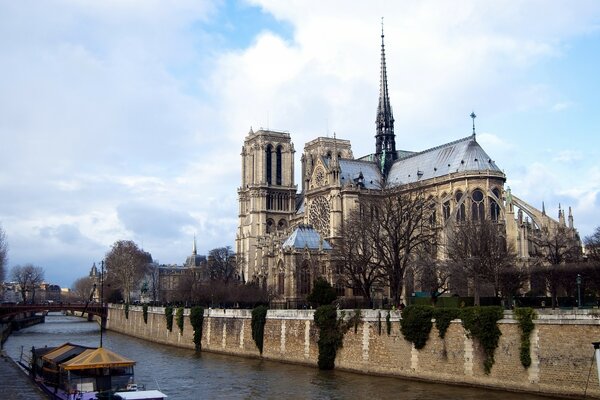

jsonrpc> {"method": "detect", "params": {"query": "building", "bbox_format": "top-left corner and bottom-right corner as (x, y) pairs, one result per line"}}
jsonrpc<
(237, 28), (580, 304)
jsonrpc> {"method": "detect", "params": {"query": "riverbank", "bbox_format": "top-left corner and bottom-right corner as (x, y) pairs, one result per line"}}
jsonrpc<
(0, 349), (47, 399)
(107, 305), (600, 399)
(1, 314), (45, 349)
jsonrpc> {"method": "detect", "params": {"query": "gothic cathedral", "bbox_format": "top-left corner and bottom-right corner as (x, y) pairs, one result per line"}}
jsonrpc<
(236, 28), (580, 304)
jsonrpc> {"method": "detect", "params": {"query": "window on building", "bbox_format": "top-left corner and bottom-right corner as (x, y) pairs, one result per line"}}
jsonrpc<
(443, 199), (451, 221)
(278, 272), (285, 295)
(266, 144), (273, 185)
(456, 191), (466, 222)
(490, 188), (501, 221)
(471, 189), (485, 221)
(299, 263), (311, 295)
(276, 145), (282, 185)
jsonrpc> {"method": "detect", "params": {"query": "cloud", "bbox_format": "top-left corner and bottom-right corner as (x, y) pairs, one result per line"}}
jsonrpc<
(553, 150), (583, 163)
(2, 1), (600, 287)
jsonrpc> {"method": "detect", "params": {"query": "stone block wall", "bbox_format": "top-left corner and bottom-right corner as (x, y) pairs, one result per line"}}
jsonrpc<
(107, 306), (600, 399)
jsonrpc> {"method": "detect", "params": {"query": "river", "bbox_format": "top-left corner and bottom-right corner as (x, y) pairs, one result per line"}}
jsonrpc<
(4, 313), (564, 400)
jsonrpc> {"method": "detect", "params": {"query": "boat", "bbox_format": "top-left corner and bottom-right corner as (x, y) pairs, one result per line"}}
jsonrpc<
(27, 342), (167, 400)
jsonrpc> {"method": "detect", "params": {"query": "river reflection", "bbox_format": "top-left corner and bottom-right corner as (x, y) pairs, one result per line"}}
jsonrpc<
(5, 314), (562, 400)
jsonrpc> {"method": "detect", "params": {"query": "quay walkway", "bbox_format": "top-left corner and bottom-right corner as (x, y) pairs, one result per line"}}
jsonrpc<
(0, 350), (46, 399)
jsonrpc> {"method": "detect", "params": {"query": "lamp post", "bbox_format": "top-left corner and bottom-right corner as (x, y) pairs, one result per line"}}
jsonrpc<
(576, 274), (582, 308)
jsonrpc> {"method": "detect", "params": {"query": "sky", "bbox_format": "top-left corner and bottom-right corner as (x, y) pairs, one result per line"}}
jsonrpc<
(1, 0), (599, 288)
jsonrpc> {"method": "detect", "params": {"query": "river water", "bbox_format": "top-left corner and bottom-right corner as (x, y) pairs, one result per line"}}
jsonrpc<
(4, 314), (563, 400)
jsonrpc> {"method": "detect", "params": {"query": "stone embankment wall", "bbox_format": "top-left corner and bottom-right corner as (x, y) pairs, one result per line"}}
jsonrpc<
(107, 306), (600, 399)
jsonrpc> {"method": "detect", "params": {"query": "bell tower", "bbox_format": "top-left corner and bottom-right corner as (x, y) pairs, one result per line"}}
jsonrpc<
(236, 128), (297, 282)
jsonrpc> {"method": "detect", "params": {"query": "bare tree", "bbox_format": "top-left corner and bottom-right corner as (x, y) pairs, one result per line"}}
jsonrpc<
(446, 218), (519, 305)
(530, 226), (582, 308)
(11, 264), (45, 303)
(72, 276), (96, 302)
(360, 187), (437, 305)
(334, 208), (385, 302)
(585, 226), (600, 262)
(208, 246), (238, 284)
(105, 240), (152, 303)
(0, 224), (7, 283)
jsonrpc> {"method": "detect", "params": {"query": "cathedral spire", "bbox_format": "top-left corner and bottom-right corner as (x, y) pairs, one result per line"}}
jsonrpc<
(375, 18), (396, 164)
(192, 234), (197, 256)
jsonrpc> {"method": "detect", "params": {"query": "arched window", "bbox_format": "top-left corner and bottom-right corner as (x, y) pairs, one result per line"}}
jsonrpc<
(490, 188), (501, 221)
(456, 191), (466, 222)
(265, 144), (273, 185)
(442, 193), (451, 221)
(276, 145), (282, 185)
(299, 262), (311, 295)
(335, 281), (345, 297)
(471, 189), (485, 221)
(266, 219), (274, 234)
(278, 219), (288, 230)
(277, 266), (285, 296)
(428, 196), (437, 226)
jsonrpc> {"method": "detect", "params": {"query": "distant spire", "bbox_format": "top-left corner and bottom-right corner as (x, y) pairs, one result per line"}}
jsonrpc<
(568, 206), (574, 229)
(470, 111), (477, 135)
(542, 201), (546, 216)
(192, 234), (197, 256)
(375, 17), (396, 165)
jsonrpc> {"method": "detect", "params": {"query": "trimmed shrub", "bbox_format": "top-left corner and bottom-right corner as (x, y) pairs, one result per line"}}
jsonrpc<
(460, 306), (503, 374)
(514, 307), (536, 368)
(400, 305), (434, 349)
(307, 278), (337, 306)
(176, 307), (184, 333)
(251, 305), (268, 354)
(190, 306), (204, 351)
(165, 306), (174, 332)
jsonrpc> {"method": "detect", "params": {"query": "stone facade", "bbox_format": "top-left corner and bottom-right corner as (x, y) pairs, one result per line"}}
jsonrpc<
(107, 305), (600, 398)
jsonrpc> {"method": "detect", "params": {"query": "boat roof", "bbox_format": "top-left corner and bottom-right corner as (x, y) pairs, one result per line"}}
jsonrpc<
(114, 390), (168, 399)
(61, 347), (136, 370)
(41, 343), (94, 365)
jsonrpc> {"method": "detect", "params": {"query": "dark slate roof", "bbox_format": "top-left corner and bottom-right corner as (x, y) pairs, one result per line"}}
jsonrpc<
(386, 135), (502, 186)
(282, 224), (332, 250)
(339, 159), (382, 189)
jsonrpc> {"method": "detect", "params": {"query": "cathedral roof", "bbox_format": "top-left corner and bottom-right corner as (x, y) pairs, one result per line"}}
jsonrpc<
(338, 159), (382, 189)
(282, 224), (332, 250)
(386, 134), (503, 186)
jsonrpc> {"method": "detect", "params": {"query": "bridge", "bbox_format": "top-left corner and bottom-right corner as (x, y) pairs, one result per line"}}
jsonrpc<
(0, 303), (107, 319)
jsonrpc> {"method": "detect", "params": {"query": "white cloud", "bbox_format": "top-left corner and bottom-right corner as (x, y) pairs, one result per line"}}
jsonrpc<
(2, 1), (600, 286)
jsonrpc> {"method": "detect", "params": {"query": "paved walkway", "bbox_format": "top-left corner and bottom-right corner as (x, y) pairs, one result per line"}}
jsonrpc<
(0, 350), (46, 399)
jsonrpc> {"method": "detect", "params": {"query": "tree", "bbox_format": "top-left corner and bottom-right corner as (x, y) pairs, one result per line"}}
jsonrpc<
(208, 246), (238, 284)
(307, 277), (337, 306)
(0, 224), (7, 283)
(72, 276), (96, 302)
(334, 208), (384, 302)
(585, 226), (600, 262)
(361, 187), (437, 305)
(105, 240), (151, 303)
(446, 218), (519, 305)
(11, 264), (45, 303)
(530, 226), (582, 308)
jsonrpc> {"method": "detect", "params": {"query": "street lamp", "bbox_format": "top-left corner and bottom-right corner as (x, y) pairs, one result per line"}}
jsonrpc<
(576, 274), (582, 308)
